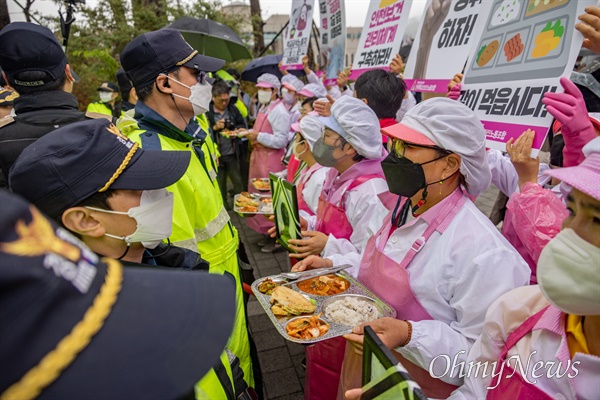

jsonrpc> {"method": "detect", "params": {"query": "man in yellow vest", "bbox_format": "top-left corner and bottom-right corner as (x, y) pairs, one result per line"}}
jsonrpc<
(120, 28), (259, 400)
(86, 81), (122, 119)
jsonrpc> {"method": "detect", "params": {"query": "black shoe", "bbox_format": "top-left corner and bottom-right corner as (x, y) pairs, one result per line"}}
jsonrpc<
(256, 237), (272, 247)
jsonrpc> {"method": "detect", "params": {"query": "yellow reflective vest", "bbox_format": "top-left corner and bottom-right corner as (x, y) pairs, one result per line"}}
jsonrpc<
(121, 106), (254, 399)
(86, 101), (122, 118)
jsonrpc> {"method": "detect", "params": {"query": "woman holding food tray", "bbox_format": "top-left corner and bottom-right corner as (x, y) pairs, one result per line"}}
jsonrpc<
(280, 96), (393, 400)
(295, 99), (531, 399)
(242, 73), (291, 236)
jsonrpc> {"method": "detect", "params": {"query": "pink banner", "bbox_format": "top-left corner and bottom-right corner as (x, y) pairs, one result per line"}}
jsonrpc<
(483, 120), (549, 151)
(285, 64), (304, 71)
(349, 66), (390, 81)
(323, 78), (337, 87)
(404, 79), (450, 93)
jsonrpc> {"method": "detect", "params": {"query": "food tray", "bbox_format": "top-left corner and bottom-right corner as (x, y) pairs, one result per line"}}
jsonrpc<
(251, 270), (397, 344)
(233, 194), (273, 215)
(251, 178), (271, 192)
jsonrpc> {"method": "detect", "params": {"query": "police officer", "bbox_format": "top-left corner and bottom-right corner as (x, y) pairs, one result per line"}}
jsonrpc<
(87, 81), (122, 118)
(0, 22), (106, 186)
(120, 28), (259, 399)
(0, 189), (236, 400)
(117, 67), (137, 112)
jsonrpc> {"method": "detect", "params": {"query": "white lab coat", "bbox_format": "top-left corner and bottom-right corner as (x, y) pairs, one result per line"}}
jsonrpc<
(256, 102), (291, 149)
(305, 177), (390, 270)
(298, 166), (330, 217)
(327, 196), (530, 386)
(451, 285), (600, 400)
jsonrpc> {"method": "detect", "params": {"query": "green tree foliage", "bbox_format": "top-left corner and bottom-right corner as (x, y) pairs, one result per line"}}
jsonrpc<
(57, 0), (248, 108)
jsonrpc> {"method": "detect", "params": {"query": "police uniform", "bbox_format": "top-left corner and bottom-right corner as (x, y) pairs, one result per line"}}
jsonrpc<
(87, 81), (123, 119)
(0, 22), (110, 187)
(120, 28), (258, 400)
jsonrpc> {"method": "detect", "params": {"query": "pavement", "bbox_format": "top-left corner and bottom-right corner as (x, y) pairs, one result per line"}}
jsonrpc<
(231, 185), (500, 400)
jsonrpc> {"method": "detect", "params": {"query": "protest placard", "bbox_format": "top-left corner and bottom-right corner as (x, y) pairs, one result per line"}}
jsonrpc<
(403, 0), (485, 93)
(349, 0), (412, 80)
(282, 0), (316, 70)
(460, 0), (594, 155)
(318, 0), (347, 86)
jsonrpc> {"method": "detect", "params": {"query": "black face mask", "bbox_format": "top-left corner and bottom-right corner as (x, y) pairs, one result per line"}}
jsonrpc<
(381, 153), (436, 198)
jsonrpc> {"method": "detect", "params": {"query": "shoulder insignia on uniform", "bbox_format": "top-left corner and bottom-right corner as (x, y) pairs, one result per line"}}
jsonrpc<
(85, 111), (112, 121)
(0, 115), (15, 128)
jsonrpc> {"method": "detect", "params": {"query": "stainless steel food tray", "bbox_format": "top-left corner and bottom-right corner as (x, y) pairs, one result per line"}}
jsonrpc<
(251, 270), (397, 344)
(233, 194), (273, 215)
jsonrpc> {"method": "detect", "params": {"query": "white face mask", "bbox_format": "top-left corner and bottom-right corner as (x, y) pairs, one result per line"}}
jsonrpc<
(283, 92), (296, 105)
(292, 140), (307, 158)
(258, 90), (272, 105)
(86, 189), (174, 249)
(166, 74), (212, 116)
(538, 228), (600, 315)
(99, 91), (114, 103)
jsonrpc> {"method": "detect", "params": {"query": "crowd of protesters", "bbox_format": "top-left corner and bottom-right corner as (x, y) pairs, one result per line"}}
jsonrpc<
(0, 5), (599, 400)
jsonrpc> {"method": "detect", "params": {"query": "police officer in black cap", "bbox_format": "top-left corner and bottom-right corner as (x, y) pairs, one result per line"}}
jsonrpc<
(0, 189), (236, 400)
(87, 81), (123, 118)
(120, 28), (261, 400)
(117, 67), (137, 112)
(0, 22), (105, 187)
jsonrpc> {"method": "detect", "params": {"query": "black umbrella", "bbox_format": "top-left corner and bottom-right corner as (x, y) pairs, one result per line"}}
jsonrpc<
(166, 17), (252, 62)
(241, 54), (305, 83)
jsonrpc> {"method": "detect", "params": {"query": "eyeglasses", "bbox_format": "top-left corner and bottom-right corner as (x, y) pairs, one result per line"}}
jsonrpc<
(387, 138), (450, 158)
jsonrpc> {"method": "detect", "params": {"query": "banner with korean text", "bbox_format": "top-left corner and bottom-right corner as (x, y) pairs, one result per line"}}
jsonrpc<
(318, 0), (347, 86)
(459, 0), (594, 155)
(349, 0), (412, 80)
(404, 0), (485, 93)
(283, 0), (316, 70)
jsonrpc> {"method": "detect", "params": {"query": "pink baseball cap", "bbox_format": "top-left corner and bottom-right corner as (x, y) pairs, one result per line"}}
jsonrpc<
(282, 82), (297, 92)
(545, 137), (600, 201)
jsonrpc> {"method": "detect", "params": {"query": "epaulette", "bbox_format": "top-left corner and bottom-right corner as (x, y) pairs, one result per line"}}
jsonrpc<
(0, 115), (15, 128)
(85, 111), (112, 121)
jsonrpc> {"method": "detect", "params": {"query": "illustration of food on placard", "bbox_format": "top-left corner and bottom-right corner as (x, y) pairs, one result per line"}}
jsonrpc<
(491, 0), (521, 27)
(531, 20), (564, 58)
(504, 33), (525, 62)
(476, 40), (499, 67)
(526, 0), (569, 17)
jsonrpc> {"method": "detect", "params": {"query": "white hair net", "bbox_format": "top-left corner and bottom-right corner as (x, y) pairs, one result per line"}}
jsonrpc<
(299, 114), (324, 150)
(256, 73), (281, 91)
(281, 74), (305, 92)
(401, 98), (492, 196)
(299, 83), (327, 98)
(319, 96), (382, 159)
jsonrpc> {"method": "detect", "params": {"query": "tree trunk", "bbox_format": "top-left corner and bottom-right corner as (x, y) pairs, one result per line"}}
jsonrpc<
(0, 0), (10, 29)
(250, 0), (264, 57)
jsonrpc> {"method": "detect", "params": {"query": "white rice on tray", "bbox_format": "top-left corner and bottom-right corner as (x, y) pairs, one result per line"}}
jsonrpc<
(324, 297), (381, 326)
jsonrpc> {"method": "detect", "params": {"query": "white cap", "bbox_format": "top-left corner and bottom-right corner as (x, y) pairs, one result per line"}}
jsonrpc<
(281, 74), (305, 92)
(299, 114), (324, 150)
(298, 83), (327, 98)
(256, 73), (281, 91)
(382, 98), (491, 196)
(318, 96), (382, 159)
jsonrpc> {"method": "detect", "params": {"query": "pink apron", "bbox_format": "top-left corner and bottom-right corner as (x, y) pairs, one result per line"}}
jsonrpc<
(296, 164), (324, 216)
(305, 171), (385, 400)
(246, 100), (286, 234)
(486, 305), (563, 400)
(338, 189), (466, 399)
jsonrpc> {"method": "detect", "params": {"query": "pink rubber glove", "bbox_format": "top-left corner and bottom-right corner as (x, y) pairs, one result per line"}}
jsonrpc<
(447, 83), (461, 101)
(542, 77), (596, 167)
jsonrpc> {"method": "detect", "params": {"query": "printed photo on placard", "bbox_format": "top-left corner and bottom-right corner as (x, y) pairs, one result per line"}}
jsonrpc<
(269, 173), (302, 253)
(361, 326), (428, 400)
(459, 0), (594, 155)
(283, 0), (316, 70)
(318, 0), (347, 86)
(403, 0), (485, 93)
